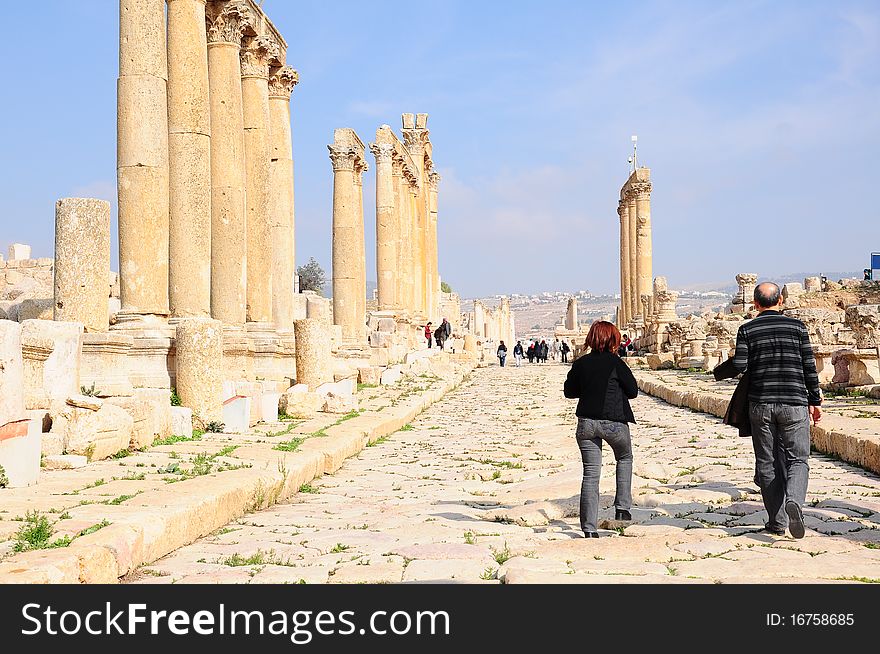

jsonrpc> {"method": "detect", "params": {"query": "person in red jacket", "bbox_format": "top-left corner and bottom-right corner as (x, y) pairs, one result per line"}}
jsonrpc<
(424, 322), (433, 349)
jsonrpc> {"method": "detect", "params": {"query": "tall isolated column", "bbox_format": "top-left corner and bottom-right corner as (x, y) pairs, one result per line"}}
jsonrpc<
(117, 0), (169, 316)
(402, 115), (430, 316)
(241, 35), (278, 323)
(167, 0), (211, 317)
(627, 190), (639, 321)
(618, 199), (631, 326)
(370, 142), (396, 311)
(268, 66), (298, 330)
(634, 176), (653, 305)
(329, 143), (360, 342)
(207, 1), (252, 324)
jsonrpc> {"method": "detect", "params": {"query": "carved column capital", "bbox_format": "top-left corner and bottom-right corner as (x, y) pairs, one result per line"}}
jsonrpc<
(269, 66), (299, 99)
(241, 36), (279, 78)
(617, 200), (628, 218)
(369, 143), (394, 165)
(328, 145), (358, 172)
(428, 171), (441, 192)
(630, 181), (652, 199)
(206, 1), (253, 46)
(402, 130), (430, 156)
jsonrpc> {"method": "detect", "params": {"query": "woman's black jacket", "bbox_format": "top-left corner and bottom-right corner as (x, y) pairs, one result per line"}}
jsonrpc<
(563, 351), (638, 423)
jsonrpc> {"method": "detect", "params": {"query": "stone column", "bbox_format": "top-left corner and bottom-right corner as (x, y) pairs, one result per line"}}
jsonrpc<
(634, 178), (653, 307)
(175, 317), (223, 423)
(117, 0), (169, 316)
(54, 199), (111, 332)
(354, 160), (368, 329)
(207, 1), (252, 324)
(241, 36), (278, 323)
(167, 0), (211, 317)
(371, 142), (396, 311)
(626, 191), (639, 322)
(294, 318), (331, 390)
(428, 170), (441, 319)
(565, 296), (578, 331)
(329, 142), (361, 342)
(268, 66), (299, 330)
(736, 273), (759, 307)
(618, 200), (631, 326)
(391, 155), (406, 311)
(402, 116), (429, 316)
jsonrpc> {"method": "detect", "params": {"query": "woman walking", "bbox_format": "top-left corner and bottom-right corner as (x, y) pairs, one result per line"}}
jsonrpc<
(497, 341), (508, 367)
(540, 340), (549, 363)
(563, 321), (638, 538)
(527, 341), (535, 364)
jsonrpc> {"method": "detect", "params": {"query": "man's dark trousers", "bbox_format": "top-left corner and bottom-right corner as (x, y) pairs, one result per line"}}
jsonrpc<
(749, 403), (811, 530)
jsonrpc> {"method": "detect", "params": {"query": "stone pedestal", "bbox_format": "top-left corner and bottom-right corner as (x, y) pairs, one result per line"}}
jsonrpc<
(117, 0), (170, 316)
(21, 320), (83, 409)
(53, 198), (111, 332)
(294, 318), (332, 390)
(175, 317), (223, 422)
(0, 321), (25, 428)
(167, 0), (212, 317)
(80, 332), (135, 397)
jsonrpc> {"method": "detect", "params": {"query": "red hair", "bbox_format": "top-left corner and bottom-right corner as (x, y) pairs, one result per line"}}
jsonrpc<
(585, 321), (621, 354)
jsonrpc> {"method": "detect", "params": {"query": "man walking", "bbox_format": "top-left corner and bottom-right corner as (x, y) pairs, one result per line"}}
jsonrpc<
(436, 317), (452, 350)
(731, 282), (822, 539)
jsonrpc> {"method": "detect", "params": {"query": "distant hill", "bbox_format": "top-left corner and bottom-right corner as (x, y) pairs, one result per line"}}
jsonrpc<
(675, 271), (862, 294)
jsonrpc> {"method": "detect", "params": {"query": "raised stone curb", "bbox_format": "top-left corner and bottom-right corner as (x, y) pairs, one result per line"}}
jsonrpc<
(0, 364), (475, 584)
(633, 370), (880, 475)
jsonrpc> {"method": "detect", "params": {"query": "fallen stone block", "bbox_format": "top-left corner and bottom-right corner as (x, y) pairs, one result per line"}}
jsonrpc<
(279, 389), (325, 418)
(221, 396), (251, 433)
(17, 298), (53, 321)
(647, 353), (675, 370)
(42, 454), (88, 470)
(171, 406), (193, 437)
(0, 419), (41, 487)
(357, 366), (382, 386)
(50, 402), (134, 461)
(323, 392), (358, 414)
(380, 366), (404, 386)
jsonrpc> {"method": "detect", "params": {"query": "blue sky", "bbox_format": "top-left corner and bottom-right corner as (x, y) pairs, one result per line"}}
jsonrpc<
(1, 0), (878, 298)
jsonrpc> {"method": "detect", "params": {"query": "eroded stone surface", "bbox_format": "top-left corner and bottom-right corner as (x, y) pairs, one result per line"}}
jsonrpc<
(134, 364), (880, 584)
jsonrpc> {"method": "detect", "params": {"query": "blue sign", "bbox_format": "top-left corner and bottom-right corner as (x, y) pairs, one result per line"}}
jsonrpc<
(873, 253), (880, 270)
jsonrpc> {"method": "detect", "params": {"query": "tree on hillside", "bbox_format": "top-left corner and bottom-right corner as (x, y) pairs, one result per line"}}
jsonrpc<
(440, 281), (453, 294)
(297, 257), (327, 295)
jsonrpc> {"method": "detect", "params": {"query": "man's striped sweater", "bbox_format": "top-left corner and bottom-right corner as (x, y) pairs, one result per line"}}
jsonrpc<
(731, 310), (822, 406)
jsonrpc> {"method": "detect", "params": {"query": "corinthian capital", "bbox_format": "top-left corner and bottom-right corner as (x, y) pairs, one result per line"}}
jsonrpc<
(241, 36), (279, 78)
(402, 130), (430, 155)
(428, 171), (441, 192)
(328, 145), (358, 172)
(269, 66), (299, 98)
(629, 181), (652, 199)
(369, 143), (394, 165)
(206, 1), (253, 45)
(617, 200), (628, 218)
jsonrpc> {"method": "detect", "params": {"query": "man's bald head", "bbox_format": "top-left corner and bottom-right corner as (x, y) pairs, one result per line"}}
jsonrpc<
(754, 282), (782, 309)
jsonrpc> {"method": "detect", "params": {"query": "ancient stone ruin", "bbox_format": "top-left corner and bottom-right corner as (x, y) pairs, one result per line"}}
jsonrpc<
(0, 0), (510, 489)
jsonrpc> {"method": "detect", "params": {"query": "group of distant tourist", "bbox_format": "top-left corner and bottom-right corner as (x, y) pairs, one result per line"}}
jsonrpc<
(496, 338), (572, 367)
(424, 318), (452, 350)
(563, 281), (822, 541)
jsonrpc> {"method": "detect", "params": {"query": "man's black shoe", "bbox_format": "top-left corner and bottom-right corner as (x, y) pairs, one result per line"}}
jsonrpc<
(785, 501), (806, 539)
(583, 531), (599, 538)
(615, 509), (632, 522)
(761, 524), (785, 536)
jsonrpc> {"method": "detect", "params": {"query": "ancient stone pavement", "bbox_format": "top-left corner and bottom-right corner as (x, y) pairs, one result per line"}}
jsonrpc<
(130, 364), (880, 584)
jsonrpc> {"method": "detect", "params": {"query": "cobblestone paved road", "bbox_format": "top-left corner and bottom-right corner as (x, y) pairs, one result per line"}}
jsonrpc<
(131, 364), (880, 584)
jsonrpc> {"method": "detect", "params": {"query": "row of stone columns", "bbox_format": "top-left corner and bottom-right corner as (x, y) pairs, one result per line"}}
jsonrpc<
(369, 116), (441, 321)
(116, 0), (298, 329)
(617, 167), (653, 328)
